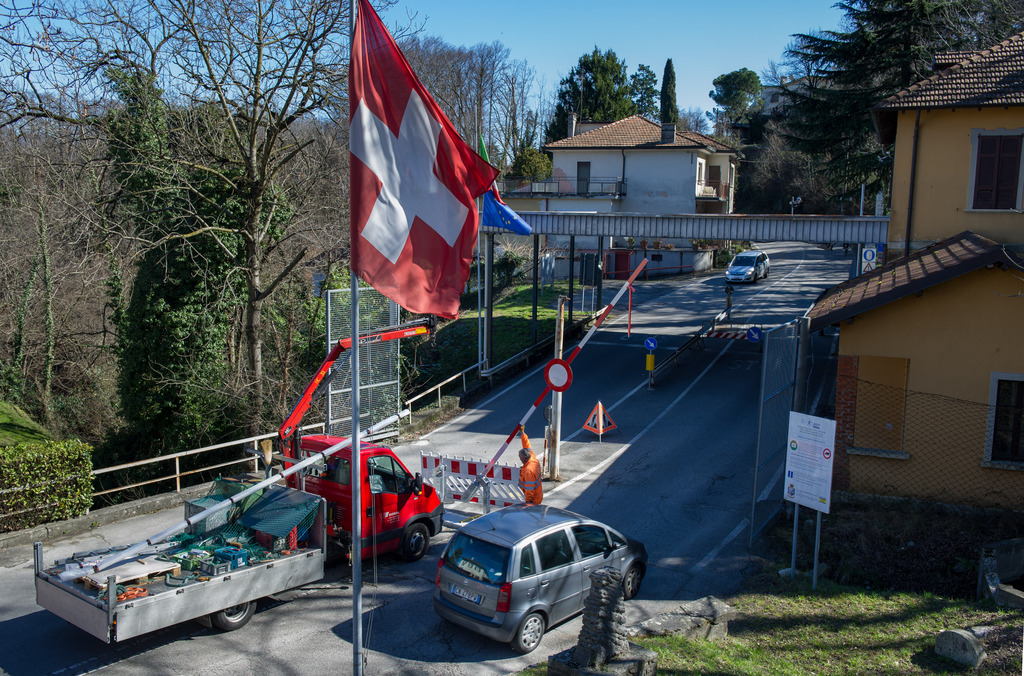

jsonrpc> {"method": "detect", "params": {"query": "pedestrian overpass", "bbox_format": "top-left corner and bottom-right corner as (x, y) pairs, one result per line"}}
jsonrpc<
(482, 211), (889, 245)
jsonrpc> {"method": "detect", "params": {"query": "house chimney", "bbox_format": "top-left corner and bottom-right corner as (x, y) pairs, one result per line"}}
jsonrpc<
(568, 112), (578, 138)
(661, 123), (676, 144)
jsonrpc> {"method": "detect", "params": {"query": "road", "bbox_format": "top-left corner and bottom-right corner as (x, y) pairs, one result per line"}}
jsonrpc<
(0, 242), (853, 676)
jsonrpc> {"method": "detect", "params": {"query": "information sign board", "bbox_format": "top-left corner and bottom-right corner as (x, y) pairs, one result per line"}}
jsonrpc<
(784, 412), (837, 513)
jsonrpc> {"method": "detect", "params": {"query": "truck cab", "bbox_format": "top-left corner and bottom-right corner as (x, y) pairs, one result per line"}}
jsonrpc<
(289, 435), (443, 562)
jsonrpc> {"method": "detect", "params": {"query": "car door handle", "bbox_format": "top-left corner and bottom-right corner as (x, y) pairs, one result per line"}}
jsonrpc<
(582, 565), (591, 572)
(540, 580), (550, 586)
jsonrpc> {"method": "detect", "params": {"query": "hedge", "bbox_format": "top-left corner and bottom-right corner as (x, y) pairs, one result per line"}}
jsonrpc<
(0, 439), (93, 533)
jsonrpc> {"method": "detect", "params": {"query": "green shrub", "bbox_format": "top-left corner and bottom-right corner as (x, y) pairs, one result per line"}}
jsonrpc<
(0, 439), (93, 532)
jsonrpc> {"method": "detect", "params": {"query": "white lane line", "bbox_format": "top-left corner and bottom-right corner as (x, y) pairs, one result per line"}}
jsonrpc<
(549, 340), (734, 495)
(690, 518), (749, 575)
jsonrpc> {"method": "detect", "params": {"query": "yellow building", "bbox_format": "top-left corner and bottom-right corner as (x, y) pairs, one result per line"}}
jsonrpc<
(809, 32), (1024, 508)
(872, 32), (1024, 254)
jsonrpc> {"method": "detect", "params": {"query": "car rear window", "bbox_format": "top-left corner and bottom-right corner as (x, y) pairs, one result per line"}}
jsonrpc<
(732, 254), (756, 266)
(443, 532), (509, 585)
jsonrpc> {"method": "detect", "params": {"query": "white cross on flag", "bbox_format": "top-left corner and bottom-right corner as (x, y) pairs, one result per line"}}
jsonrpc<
(350, 0), (498, 318)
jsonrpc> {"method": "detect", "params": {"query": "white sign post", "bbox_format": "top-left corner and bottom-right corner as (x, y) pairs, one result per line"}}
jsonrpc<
(784, 412), (836, 589)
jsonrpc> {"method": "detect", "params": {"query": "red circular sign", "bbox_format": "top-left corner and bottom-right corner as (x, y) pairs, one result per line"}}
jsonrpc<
(823, 448), (832, 459)
(544, 359), (573, 392)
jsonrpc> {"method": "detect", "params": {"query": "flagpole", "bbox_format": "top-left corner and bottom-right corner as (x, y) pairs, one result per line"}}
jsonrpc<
(349, 3), (363, 675)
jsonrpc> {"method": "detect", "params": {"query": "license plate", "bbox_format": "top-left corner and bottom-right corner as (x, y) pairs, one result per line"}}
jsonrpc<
(450, 584), (481, 604)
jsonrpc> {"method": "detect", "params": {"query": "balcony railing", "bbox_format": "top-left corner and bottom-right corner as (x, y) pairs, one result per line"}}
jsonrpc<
(496, 176), (626, 199)
(696, 179), (729, 199)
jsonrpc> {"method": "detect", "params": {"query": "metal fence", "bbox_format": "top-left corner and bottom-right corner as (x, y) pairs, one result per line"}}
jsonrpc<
(838, 379), (1024, 511)
(749, 319), (801, 545)
(326, 286), (401, 440)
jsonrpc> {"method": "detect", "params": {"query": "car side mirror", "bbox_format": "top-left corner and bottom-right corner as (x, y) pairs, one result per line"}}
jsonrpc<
(413, 473), (424, 496)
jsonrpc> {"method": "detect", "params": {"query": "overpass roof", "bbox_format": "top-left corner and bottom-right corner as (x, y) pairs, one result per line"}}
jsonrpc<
(482, 212), (889, 244)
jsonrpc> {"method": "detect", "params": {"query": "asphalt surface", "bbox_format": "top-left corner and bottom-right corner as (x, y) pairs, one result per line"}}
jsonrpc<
(0, 242), (853, 675)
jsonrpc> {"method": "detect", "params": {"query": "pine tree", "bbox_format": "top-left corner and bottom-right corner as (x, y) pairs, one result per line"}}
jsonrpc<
(545, 48), (635, 143)
(783, 0), (965, 200)
(659, 58), (679, 125)
(630, 64), (659, 119)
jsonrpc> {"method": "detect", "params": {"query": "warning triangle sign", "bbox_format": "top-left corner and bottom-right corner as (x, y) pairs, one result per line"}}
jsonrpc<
(583, 401), (616, 435)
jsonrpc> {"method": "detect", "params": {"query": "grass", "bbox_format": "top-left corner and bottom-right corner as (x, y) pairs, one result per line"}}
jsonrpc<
(633, 570), (1022, 674)
(517, 502), (1024, 675)
(0, 401), (52, 447)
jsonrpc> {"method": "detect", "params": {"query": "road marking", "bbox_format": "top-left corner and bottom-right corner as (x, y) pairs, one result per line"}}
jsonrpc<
(690, 519), (749, 575)
(549, 340), (734, 494)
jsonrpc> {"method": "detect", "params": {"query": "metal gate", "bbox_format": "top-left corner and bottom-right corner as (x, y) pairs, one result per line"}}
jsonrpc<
(325, 286), (401, 440)
(749, 318), (801, 545)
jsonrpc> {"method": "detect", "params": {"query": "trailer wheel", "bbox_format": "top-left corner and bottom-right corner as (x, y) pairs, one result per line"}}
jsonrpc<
(400, 522), (430, 562)
(211, 600), (256, 631)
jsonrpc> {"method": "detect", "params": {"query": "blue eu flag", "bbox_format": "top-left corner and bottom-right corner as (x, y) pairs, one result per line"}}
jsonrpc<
(482, 189), (532, 235)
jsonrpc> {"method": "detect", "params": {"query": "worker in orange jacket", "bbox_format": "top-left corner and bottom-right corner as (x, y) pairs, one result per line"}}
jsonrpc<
(517, 430), (543, 505)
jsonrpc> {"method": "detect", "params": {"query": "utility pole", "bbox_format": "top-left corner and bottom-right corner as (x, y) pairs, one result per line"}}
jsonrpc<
(549, 296), (567, 480)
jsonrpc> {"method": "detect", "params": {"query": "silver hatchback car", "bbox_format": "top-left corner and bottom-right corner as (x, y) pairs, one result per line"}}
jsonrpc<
(432, 505), (647, 654)
(725, 250), (770, 283)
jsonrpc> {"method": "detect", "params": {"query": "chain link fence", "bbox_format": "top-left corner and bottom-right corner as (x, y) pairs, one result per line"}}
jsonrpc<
(837, 378), (1024, 511)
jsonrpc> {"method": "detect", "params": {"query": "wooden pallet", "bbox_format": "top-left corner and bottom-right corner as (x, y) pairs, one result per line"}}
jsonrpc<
(82, 557), (181, 590)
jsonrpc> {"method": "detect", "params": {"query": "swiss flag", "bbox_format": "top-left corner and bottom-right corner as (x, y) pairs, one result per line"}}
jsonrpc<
(350, 0), (498, 318)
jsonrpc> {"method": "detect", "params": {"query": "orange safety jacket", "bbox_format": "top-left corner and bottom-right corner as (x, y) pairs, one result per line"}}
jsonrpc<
(518, 434), (543, 504)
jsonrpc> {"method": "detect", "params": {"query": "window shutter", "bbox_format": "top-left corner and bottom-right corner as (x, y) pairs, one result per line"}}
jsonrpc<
(974, 134), (1022, 210)
(973, 136), (998, 209)
(995, 135), (1022, 209)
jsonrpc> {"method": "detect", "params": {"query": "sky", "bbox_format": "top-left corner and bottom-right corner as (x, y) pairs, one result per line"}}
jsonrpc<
(391, 0), (847, 115)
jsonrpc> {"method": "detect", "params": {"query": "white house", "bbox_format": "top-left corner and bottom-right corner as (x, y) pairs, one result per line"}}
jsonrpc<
(500, 115), (741, 216)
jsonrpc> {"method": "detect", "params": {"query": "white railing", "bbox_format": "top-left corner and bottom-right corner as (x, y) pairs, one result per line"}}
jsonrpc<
(90, 422), (325, 504)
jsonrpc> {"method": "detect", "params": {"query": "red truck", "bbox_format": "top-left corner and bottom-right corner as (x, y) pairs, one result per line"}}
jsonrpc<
(277, 317), (443, 563)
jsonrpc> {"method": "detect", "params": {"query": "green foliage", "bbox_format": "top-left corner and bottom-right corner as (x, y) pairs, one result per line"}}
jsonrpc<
(508, 147), (552, 179)
(545, 48), (635, 143)
(783, 0), (959, 199)
(630, 64), (659, 119)
(709, 67), (763, 122)
(493, 249), (528, 291)
(659, 59), (679, 125)
(0, 439), (92, 532)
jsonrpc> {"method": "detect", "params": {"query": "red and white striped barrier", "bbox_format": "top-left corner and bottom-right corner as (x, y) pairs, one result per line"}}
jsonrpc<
(704, 331), (747, 340)
(421, 453), (523, 509)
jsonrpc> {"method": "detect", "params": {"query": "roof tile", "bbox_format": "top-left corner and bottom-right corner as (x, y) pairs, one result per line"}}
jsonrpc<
(875, 30), (1024, 110)
(807, 231), (1024, 330)
(544, 115), (738, 153)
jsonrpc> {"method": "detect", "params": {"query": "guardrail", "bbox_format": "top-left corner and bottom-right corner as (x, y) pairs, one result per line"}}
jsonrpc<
(404, 362), (482, 415)
(648, 310), (729, 388)
(90, 422), (325, 506)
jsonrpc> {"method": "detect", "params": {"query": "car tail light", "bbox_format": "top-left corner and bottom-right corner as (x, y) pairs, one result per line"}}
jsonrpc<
(496, 583), (512, 613)
(435, 557), (444, 587)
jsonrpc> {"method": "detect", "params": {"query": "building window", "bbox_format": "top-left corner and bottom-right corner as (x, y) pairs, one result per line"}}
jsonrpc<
(988, 373), (1024, 463)
(969, 130), (1023, 210)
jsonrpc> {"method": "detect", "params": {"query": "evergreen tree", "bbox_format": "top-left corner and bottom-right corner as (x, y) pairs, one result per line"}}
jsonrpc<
(659, 58), (679, 125)
(630, 64), (659, 119)
(783, 0), (964, 199)
(105, 70), (245, 458)
(544, 48), (635, 143)
(509, 147), (552, 178)
(709, 68), (763, 123)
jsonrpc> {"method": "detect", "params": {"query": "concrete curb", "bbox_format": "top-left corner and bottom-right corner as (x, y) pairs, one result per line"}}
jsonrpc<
(0, 483), (211, 549)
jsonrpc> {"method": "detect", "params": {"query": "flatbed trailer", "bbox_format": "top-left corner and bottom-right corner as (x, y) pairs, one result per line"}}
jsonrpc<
(34, 483), (327, 643)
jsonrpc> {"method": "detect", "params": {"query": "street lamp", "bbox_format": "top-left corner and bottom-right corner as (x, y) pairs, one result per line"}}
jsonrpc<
(789, 196), (802, 215)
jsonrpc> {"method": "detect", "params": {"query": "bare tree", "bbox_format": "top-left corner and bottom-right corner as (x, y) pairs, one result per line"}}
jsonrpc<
(0, 0), (404, 432)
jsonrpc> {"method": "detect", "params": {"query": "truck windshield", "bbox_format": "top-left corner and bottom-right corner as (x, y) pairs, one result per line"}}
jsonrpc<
(443, 532), (509, 585)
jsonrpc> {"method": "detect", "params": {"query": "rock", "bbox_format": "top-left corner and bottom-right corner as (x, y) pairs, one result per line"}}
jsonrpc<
(935, 629), (987, 668)
(625, 596), (735, 640)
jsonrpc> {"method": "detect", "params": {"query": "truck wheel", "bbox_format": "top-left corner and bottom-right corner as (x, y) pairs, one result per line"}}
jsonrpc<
(400, 522), (430, 562)
(211, 600), (256, 631)
(512, 612), (545, 654)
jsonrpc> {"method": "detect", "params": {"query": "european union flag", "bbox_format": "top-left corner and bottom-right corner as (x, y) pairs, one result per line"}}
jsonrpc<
(482, 189), (532, 235)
